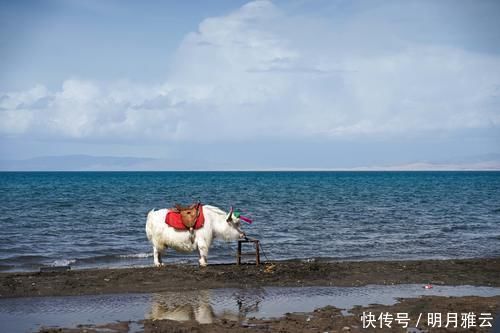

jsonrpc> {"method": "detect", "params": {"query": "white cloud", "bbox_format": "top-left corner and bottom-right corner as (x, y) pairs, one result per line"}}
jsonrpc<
(1, 0), (499, 143)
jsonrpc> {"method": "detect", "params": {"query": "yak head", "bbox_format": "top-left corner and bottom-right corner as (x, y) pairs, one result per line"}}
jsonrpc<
(223, 206), (252, 240)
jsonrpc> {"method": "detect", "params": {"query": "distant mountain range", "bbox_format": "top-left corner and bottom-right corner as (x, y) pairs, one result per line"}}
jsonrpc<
(0, 154), (499, 171)
(347, 161), (500, 171)
(0, 155), (165, 171)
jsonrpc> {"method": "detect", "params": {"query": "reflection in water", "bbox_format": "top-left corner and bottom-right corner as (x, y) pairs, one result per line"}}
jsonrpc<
(0, 285), (498, 333)
(148, 290), (215, 324)
(147, 288), (266, 324)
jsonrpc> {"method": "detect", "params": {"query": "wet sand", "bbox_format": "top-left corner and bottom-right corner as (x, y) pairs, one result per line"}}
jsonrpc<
(1, 258), (499, 298)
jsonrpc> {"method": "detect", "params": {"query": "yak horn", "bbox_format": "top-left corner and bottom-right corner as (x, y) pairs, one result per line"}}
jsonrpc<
(227, 206), (234, 222)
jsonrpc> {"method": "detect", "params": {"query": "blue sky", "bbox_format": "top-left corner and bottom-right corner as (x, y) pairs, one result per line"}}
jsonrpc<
(1, 0), (499, 169)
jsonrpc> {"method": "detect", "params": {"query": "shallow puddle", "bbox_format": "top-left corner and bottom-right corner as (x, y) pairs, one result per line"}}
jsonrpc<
(0, 284), (499, 332)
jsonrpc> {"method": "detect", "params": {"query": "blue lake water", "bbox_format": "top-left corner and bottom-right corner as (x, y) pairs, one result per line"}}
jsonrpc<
(0, 171), (499, 271)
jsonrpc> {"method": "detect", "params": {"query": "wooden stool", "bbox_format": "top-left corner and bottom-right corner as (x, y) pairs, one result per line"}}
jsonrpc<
(237, 238), (260, 265)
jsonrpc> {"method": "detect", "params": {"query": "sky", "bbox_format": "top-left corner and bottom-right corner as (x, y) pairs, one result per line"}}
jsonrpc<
(1, 0), (499, 169)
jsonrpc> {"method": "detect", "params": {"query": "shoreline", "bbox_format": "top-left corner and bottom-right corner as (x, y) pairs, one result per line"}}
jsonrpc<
(1, 258), (499, 298)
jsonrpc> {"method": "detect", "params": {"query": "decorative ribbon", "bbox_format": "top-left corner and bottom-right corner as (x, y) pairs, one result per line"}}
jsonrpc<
(239, 215), (253, 224)
(234, 210), (253, 224)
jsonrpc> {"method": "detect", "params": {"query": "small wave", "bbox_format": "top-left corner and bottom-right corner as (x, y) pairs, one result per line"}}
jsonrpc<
(440, 224), (483, 232)
(74, 253), (152, 265)
(0, 264), (15, 272)
(0, 255), (50, 264)
(118, 253), (152, 259)
(50, 259), (76, 267)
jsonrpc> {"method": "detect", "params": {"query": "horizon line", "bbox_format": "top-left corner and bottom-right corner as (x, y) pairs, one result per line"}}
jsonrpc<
(1, 169), (499, 172)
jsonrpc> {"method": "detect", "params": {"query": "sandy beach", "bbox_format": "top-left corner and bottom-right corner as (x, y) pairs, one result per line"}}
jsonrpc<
(1, 258), (499, 332)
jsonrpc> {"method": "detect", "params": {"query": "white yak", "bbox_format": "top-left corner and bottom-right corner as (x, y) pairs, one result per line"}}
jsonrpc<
(146, 205), (246, 267)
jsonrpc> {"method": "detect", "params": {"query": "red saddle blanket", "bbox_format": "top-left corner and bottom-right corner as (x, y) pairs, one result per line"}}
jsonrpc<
(165, 206), (205, 230)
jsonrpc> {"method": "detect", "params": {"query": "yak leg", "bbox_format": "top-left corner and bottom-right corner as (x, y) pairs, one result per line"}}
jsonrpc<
(195, 302), (214, 324)
(197, 241), (208, 267)
(153, 246), (165, 267)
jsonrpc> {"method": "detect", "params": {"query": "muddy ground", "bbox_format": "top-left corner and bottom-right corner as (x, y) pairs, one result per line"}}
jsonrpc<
(1, 258), (499, 298)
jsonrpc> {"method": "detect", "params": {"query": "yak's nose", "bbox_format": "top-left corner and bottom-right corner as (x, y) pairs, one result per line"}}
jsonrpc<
(239, 232), (246, 239)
